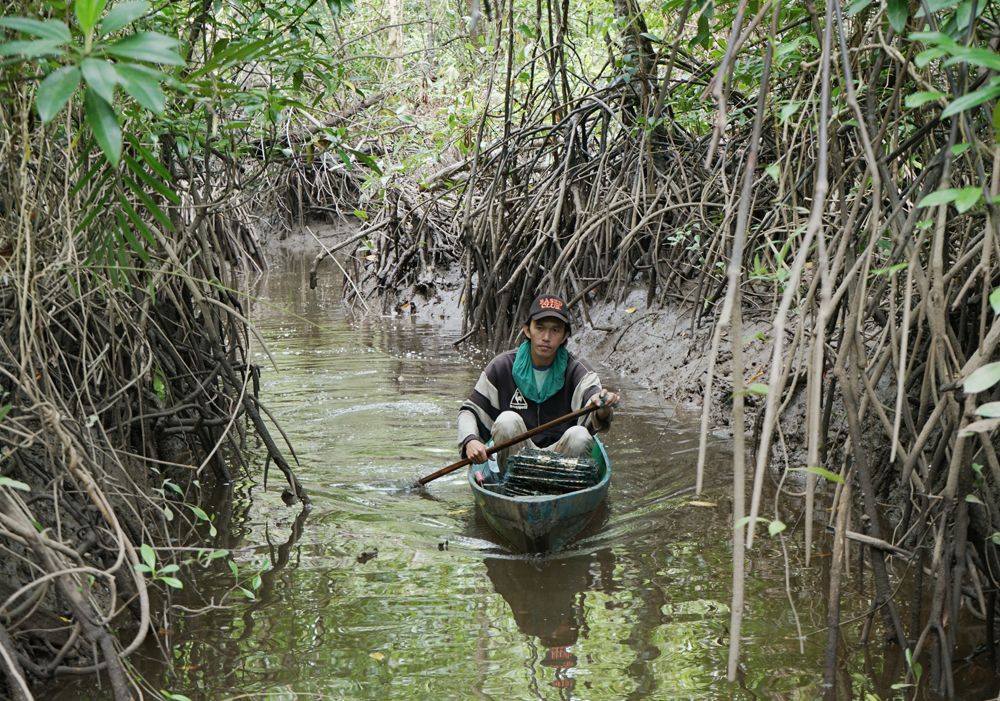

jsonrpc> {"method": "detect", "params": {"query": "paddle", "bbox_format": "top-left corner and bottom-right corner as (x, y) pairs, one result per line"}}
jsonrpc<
(415, 403), (602, 487)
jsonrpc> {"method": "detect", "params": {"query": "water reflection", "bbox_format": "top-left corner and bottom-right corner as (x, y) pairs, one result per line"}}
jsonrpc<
(484, 549), (617, 697)
(43, 247), (897, 700)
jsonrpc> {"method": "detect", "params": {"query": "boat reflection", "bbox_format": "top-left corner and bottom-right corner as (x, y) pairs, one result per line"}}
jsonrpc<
(484, 548), (617, 695)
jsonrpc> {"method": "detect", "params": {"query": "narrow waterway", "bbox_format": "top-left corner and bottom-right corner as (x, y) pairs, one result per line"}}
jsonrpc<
(52, 248), (901, 700)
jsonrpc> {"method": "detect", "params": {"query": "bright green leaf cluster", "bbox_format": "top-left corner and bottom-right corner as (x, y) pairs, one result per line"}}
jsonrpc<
(908, 31), (1000, 121)
(917, 186), (982, 214)
(134, 543), (184, 589)
(0, 0), (184, 165)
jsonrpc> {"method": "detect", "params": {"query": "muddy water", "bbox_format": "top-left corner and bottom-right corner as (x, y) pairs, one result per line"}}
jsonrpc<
(55, 250), (881, 700)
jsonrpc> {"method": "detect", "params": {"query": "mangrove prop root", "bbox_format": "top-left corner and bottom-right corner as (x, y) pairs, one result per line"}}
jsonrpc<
(336, 0), (1000, 691)
(0, 59), (307, 701)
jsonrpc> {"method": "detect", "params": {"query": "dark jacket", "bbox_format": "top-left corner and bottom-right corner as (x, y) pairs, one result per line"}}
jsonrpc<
(457, 347), (609, 455)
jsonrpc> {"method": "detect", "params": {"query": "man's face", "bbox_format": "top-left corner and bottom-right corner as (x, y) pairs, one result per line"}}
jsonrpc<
(523, 317), (568, 365)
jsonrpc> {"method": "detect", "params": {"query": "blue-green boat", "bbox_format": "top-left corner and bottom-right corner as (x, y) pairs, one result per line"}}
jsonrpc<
(467, 437), (611, 553)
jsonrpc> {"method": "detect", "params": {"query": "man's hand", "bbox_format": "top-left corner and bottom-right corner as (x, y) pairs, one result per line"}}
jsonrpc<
(465, 439), (489, 464)
(587, 389), (620, 420)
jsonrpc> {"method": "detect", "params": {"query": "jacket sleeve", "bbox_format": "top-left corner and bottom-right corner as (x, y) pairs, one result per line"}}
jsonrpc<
(571, 367), (612, 433)
(457, 360), (503, 455)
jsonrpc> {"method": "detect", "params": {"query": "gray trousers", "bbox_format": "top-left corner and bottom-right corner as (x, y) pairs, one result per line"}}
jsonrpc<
(492, 410), (594, 474)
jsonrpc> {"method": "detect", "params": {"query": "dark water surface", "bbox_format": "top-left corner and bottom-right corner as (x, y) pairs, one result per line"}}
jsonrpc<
(52, 250), (890, 700)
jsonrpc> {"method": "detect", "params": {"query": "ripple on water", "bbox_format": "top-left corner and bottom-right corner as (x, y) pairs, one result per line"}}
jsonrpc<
(46, 252), (877, 701)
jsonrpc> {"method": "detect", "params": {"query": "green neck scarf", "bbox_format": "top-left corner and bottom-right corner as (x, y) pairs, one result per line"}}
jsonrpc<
(513, 341), (568, 403)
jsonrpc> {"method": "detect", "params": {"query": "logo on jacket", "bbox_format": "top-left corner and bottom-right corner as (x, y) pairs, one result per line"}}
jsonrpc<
(510, 389), (528, 410)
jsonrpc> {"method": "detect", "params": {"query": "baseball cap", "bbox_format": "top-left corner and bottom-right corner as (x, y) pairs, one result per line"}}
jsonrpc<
(524, 293), (571, 334)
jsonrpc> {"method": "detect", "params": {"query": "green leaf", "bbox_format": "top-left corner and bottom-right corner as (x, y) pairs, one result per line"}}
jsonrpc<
(116, 193), (155, 253)
(734, 516), (765, 529)
(0, 39), (66, 57)
(918, 188), (959, 208)
(954, 0), (981, 31)
(0, 17), (71, 42)
(0, 404), (10, 423)
(123, 154), (180, 204)
(152, 370), (166, 400)
(115, 63), (166, 112)
(352, 150), (382, 174)
(134, 563), (152, 573)
(765, 163), (780, 181)
(691, 10), (711, 49)
(161, 692), (194, 701)
(887, 0), (908, 32)
(904, 91), (947, 108)
(989, 287), (1000, 314)
(990, 532), (1000, 545)
(872, 262), (908, 276)
(964, 361), (1000, 393)
(84, 88), (121, 165)
(75, 0), (109, 34)
(124, 161), (180, 208)
(959, 417), (1000, 436)
(943, 47), (1000, 73)
(846, 0), (873, 16)
(746, 382), (769, 395)
(123, 173), (173, 232)
(951, 142), (971, 156)
(190, 36), (276, 78)
(104, 31), (184, 65)
(140, 543), (156, 569)
(159, 576), (184, 589)
(953, 186), (981, 213)
(205, 548), (229, 561)
(81, 57), (119, 105)
(914, 0), (962, 15)
(975, 401), (1000, 417)
(36, 66), (81, 122)
(795, 466), (845, 484)
(768, 519), (787, 536)
(966, 493), (984, 504)
(779, 101), (801, 123)
(99, 0), (149, 36)
(915, 47), (948, 67)
(190, 505), (210, 521)
(942, 83), (1000, 119)
(908, 30), (956, 45)
(0, 476), (31, 492)
(126, 134), (173, 182)
(158, 563), (180, 574)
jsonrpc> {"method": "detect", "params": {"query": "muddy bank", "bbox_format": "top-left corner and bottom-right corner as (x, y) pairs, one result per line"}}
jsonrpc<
(288, 220), (810, 462)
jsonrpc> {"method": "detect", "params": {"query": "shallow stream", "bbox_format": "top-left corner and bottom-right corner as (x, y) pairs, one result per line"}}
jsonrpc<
(53, 249), (914, 700)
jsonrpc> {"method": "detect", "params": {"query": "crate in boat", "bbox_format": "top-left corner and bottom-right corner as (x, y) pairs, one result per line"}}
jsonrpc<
(499, 449), (600, 497)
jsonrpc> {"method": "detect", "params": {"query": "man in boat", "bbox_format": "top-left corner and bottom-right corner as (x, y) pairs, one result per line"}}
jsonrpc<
(459, 292), (619, 478)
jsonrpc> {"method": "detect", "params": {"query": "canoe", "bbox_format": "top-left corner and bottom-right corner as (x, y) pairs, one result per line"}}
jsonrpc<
(467, 437), (611, 553)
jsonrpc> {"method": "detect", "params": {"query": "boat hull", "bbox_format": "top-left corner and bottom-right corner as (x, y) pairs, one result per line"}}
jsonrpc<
(468, 437), (611, 553)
